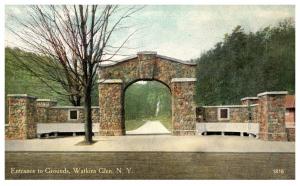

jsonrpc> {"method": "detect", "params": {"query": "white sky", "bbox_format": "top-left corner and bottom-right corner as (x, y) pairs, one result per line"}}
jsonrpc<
(5, 5), (295, 60)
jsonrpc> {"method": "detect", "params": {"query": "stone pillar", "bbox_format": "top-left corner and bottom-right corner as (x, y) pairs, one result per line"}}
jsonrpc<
(240, 97), (259, 123)
(171, 78), (196, 135)
(257, 91), (288, 141)
(36, 99), (57, 123)
(98, 79), (125, 136)
(6, 94), (37, 139)
(240, 97), (258, 105)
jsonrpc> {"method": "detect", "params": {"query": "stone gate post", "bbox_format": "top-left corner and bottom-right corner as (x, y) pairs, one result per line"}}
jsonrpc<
(6, 94), (37, 139)
(257, 91), (288, 141)
(171, 78), (197, 135)
(98, 79), (125, 136)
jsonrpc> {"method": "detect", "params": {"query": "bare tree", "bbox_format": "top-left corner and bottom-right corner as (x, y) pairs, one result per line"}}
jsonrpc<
(9, 5), (140, 143)
(7, 47), (83, 106)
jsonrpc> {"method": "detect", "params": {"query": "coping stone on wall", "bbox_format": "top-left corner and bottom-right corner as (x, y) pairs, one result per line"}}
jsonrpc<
(240, 97), (258, 101)
(137, 51), (157, 55)
(97, 79), (123, 84)
(257, 91), (288, 97)
(99, 52), (197, 67)
(7, 94), (37, 99)
(157, 54), (197, 65)
(201, 104), (259, 108)
(171, 78), (197, 83)
(36, 99), (57, 102)
(50, 106), (100, 109)
(202, 105), (248, 108)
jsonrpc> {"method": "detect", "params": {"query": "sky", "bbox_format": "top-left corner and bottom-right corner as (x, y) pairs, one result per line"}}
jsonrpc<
(5, 5), (295, 61)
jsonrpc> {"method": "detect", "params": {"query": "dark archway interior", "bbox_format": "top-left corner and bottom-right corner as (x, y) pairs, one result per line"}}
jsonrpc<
(123, 80), (172, 134)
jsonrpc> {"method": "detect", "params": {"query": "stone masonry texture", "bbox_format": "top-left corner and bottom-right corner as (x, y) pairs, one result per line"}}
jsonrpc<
(36, 100), (57, 123)
(98, 82), (124, 136)
(195, 92), (294, 141)
(98, 52), (196, 136)
(241, 99), (258, 106)
(286, 128), (295, 141)
(99, 54), (195, 89)
(258, 94), (287, 141)
(171, 81), (196, 135)
(46, 107), (99, 123)
(6, 95), (37, 139)
(198, 106), (258, 123)
(6, 93), (295, 141)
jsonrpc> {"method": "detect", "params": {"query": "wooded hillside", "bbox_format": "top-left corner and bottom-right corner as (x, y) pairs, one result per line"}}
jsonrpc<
(195, 19), (295, 105)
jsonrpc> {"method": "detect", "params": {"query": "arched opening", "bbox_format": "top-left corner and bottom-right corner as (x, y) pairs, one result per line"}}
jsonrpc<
(124, 80), (171, 135)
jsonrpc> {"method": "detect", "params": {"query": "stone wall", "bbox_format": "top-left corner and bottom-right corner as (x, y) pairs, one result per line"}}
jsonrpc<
(45, 107), (99, 123)
(36, 99), (57, 123)
(241, 97), (258, 105)
(6, 94), (37, 139)
(6, 94), (100, 139)
(286, 127), (295, 141)
(196, 91), (294, 141)
(99, 52), (196, 89)
(98, 81), (124, 136)
(201, 107), (218, 122)
(98, 52), (197, 136)
(258, 92), (288, 141)
(6, 90), (295, 141)
(171, 79), (196, 135)
(9, 97), (100, 125)
(250, 105), (259, 123)
(197, 105), (258, 123)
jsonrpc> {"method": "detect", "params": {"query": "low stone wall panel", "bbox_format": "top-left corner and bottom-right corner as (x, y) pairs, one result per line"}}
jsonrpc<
(198, 105), (258, 123)
(45, 107), (99, 123)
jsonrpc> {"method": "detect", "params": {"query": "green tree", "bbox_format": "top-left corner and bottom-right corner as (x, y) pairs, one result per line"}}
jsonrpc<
(124, 81), (171, 120)
(195, 19), (295, 105)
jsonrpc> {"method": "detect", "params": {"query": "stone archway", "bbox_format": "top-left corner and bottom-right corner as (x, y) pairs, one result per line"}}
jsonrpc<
(98, 51), (197, 136)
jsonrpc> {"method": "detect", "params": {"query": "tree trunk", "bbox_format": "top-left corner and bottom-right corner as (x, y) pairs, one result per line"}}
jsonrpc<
(75, 96), (81, 106)
(69, 95), (81, 106)
(84, 86), (93, 144)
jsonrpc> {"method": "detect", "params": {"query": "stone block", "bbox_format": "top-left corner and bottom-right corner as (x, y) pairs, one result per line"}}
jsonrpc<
(257, 91), (288, 141)
(6, 94), (37, 139)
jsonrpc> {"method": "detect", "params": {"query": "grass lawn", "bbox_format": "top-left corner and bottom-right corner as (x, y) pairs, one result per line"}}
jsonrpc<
(125, 115), (171, 131)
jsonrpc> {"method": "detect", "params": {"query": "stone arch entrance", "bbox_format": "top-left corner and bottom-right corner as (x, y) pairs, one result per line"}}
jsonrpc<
(98, 51), (197, 136)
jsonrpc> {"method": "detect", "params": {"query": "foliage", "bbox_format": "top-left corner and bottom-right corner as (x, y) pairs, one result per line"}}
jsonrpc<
(5, 47), (100, 105)
(195, 19), (295, 105)
(6, 48), (68, 104)
(5, 47), (100, 123)
(125, 81), (171, 120)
